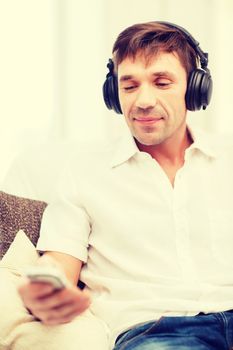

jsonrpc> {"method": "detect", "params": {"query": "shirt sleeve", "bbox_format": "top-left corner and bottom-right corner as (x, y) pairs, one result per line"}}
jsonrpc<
(36, 156), (91, 263)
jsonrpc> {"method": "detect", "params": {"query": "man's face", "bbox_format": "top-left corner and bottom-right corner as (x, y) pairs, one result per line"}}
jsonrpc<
(117, 52), (188, 147)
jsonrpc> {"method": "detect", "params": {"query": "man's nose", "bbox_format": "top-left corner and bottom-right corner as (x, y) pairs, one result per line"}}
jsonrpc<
(135, 86), (157, 110)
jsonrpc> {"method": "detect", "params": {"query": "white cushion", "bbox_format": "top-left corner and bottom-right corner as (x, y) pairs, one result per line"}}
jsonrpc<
(0, 230), (39, 269)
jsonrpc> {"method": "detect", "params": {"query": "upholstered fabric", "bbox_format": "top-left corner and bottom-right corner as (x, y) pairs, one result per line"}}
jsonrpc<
(0, 191), (47, 259)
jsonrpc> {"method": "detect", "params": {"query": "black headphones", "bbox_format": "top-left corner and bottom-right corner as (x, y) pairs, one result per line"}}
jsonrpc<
(103, 21), (213, 114)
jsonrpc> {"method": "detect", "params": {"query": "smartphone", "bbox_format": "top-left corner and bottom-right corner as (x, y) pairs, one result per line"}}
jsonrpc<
(23, 266), (68, 290)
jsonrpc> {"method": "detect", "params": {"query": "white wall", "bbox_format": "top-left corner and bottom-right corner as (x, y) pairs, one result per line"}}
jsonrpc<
(0, 0), (108, 183)
(53, 0), (108, 142)
(0, 0), (55, 179)
(0, 0), (233, 183)
(212, 0), (233, 133)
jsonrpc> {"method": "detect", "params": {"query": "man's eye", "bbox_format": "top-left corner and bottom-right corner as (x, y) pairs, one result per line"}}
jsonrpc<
(156, 80), (171, 87)
(123, 86), (136, 91)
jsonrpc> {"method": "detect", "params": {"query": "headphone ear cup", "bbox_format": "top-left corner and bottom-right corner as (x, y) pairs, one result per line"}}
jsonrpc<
(199, 71), (213, 110)
(103, 71), (122, 114)
(186, 69), (213, 111)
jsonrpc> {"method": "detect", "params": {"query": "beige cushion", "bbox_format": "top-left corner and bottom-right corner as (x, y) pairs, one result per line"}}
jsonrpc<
(0, 230), (39, 347)
(0, 231), (109, 350)
(0, 229), (39, 269)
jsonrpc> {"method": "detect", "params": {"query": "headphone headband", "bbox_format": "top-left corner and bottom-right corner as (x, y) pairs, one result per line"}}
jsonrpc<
(156, 21), (209, 69)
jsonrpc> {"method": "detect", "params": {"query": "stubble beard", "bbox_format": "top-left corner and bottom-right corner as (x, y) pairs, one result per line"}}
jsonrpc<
(127, 107), (170, 146)
(132, 123), (170, 146)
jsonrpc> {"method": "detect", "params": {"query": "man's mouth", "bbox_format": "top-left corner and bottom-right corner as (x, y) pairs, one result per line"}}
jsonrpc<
(133, 117), (163, 124)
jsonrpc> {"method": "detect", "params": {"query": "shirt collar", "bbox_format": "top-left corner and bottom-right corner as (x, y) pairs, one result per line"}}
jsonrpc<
(110, 123), (219, 168)
(110, 128), (139, 168)
(187, 124), (219, 159)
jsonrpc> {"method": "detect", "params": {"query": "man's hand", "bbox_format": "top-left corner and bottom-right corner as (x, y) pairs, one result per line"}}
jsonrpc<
(18, 281), (91, 325)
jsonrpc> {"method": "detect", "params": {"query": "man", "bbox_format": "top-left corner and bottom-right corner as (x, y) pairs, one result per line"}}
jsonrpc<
(19, 21), (233, 350)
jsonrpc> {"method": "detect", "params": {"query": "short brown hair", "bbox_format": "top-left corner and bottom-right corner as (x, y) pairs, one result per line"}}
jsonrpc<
(112, 21), (198, 77)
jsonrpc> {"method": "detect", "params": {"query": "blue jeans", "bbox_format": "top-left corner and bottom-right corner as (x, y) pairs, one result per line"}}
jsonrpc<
(113, 311), (233, 350)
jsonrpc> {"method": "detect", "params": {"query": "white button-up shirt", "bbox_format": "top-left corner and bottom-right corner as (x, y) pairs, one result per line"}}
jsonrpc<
(37, 125), (233, 346)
